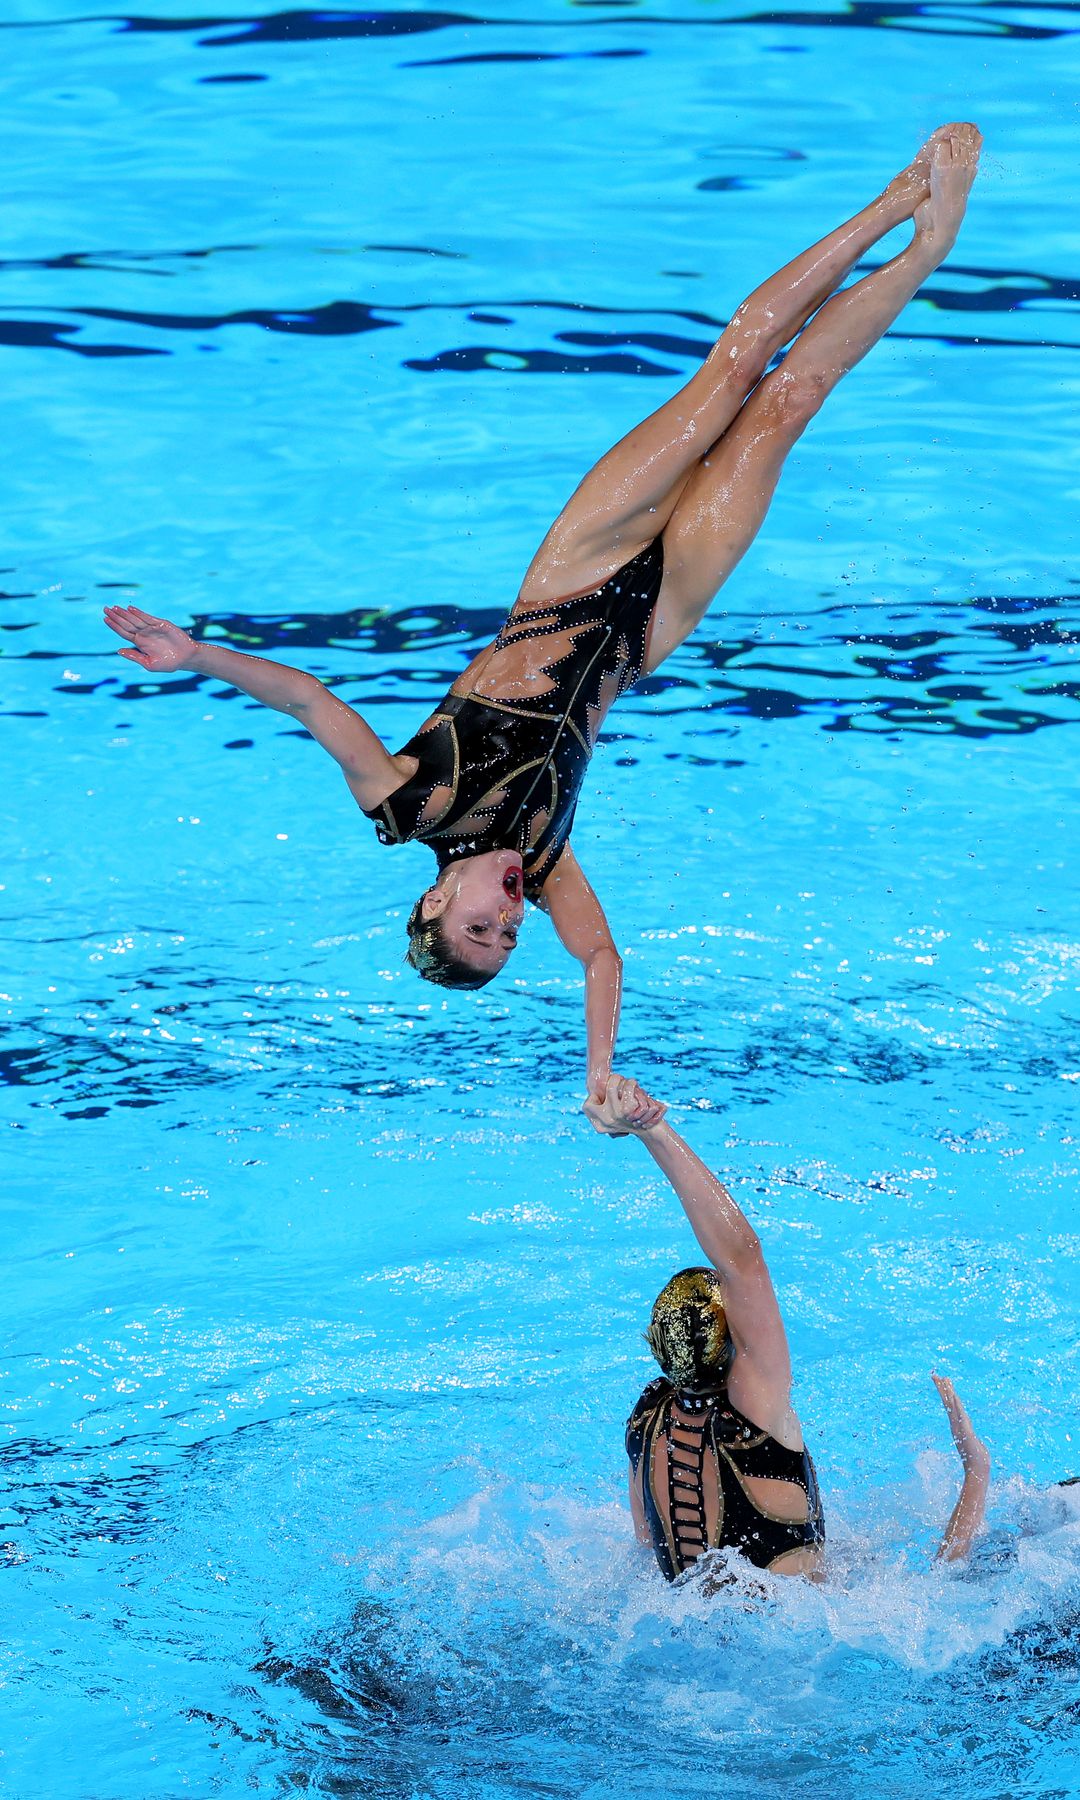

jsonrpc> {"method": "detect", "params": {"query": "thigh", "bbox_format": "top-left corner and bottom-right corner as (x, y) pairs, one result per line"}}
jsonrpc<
(518, 342), (766, 607)
(642, 377), (807, 672)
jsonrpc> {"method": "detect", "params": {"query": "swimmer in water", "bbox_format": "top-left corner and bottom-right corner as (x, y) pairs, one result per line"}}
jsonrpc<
(104, 125), (981, 1104)
(586, 1075), (991, 1580)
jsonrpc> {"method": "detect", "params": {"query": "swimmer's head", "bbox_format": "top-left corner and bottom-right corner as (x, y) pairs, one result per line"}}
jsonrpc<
(646, 1267), (733, 1391)
(405, 849), (525, 990)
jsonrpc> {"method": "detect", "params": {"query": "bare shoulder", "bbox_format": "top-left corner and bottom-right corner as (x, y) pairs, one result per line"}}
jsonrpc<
(345, 750), (418, 812)
(727, 1368), (805, 1451)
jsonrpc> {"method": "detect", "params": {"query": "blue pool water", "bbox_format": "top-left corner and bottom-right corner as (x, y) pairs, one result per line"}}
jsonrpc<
(2, 3), (1079, 1795)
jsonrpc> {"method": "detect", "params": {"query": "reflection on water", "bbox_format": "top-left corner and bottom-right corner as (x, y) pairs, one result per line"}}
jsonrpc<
(2, 1), (1077, 1796)
(3, 2), (1078, 45)
(2, 262), (1077, 361)
(5, 582), (1080, 738)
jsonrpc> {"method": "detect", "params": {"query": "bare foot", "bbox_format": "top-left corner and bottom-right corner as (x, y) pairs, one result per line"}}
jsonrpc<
(914, 122), (982, 253)
(879, 125), (952, 224)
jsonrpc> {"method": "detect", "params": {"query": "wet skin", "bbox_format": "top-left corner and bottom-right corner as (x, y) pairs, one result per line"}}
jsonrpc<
(419, 847), (526, 978)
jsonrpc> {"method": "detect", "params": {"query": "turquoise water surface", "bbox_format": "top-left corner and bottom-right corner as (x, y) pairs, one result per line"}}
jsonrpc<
(2, 3), (1079, 1796)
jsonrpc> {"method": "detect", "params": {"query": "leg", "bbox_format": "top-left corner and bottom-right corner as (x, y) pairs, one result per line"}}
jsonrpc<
(518, 132), (949, 606)
(645, 124), (982, 671)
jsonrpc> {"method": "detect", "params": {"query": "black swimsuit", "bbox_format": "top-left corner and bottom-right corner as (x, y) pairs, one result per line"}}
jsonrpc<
(363, 540), (664, 901)
(626, 1377), (825, 1581)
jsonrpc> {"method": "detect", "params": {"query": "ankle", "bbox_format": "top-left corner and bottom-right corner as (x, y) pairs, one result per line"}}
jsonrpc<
(873, 187), (909, 230)
(913, 221), (956, 266)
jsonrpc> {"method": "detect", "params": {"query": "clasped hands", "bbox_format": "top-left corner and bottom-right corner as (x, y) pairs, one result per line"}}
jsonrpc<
(583, 1072), (666, 1137)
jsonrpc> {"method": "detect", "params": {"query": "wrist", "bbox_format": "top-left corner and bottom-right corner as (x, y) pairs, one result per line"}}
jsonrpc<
(183, 639), (210, 674)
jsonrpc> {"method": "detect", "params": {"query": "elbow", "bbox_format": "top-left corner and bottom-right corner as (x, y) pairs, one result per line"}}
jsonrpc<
(282, 673), (323, 719)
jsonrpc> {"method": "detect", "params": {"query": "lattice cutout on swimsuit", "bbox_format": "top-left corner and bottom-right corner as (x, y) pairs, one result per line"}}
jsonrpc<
(666, 1414), (710, 1566)
(627, 1377), (826, 1582)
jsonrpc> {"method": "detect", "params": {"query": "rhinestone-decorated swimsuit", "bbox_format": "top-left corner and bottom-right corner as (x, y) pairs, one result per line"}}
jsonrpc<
(626, 1377), (825, 1581)
(363, 540), (664, 901)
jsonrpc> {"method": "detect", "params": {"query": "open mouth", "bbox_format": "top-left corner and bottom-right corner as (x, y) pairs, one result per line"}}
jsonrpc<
(502, 867), (522, 902)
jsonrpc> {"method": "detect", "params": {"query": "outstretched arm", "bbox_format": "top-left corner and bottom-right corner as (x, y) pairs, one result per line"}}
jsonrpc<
(932, 1373), (990, 1563)
(104, 604), (402, 810)
(538, 847), (624, 1102)
(586, 1080), (797, 1442)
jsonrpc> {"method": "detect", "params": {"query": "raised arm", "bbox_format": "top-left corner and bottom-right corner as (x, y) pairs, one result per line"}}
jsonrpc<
(587, 1080), (797, 1442)
(104, 604), (402, 810)
(537, 846), (623, 1102)
(932, 1373), (990, 1563)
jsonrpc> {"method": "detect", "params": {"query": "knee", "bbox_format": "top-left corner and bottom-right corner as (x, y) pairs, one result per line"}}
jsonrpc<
(714, 326), (770, 394)
(758, 366), (830, 432)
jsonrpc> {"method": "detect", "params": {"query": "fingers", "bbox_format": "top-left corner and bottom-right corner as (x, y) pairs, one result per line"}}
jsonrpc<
(624, 1079), (658, 1116)
(118, 647), (152, 667)
(583, 1073), (667, 1136)
(612, 1076), (666, 1131)
(102, 604), (167, 634)
(103, 608), (140, 643)
(581, 1096), (628, 1137)
(589, 1117), (630, 1138)
(627, 1089), (665, 1128)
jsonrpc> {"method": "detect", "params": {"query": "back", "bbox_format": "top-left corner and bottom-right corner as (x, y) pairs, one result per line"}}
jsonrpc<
(626, 1378), (824, 1582)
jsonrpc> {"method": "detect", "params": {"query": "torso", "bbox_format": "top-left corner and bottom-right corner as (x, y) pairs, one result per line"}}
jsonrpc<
(363, 541), (664, 899)
(626, 1378), (825, 1583)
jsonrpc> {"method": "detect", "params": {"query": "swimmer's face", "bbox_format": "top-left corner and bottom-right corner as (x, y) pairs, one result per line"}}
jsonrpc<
(420, 848), (525, 979)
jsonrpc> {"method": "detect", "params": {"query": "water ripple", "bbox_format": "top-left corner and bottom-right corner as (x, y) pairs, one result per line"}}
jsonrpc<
(8, 585), (1076, 741)
(4, 2), (1077, 46)
(1, 264), (1077, 361)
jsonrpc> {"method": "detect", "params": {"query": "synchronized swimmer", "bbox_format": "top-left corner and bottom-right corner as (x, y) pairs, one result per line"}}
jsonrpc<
(588, 1078), (990, 1580)
(103, 124), (999, 1589)
(105, 124), (982, 1114)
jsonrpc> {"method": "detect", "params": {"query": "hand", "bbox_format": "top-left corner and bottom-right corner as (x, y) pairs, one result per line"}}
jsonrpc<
(104, 604), (197, 673)
(583, 1072), (667, 1137)
(932, 1372), (990, 1473)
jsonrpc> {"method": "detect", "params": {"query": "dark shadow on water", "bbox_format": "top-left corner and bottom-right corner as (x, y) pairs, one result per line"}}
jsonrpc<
(3, 3), (1076, 45)
(1, 263), (1076, 361)
(44, 581), (1076, 746)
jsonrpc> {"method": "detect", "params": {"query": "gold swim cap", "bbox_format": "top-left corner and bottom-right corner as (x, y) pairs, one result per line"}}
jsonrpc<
(645, 1266), (732, 1390)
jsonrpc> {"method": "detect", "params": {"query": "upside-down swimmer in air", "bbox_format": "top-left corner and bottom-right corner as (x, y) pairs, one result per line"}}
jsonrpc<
(105, 126), (982, 1112)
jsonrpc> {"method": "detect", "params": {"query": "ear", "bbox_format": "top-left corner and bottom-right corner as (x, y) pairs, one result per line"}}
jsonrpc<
(420, 886), (448, 922)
